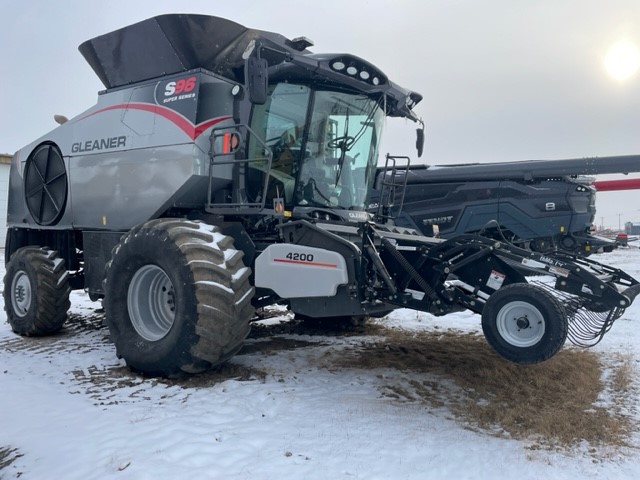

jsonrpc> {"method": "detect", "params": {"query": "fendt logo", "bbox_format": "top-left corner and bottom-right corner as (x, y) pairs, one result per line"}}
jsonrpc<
(422, 215), (454, 225)
(163, 76), (197, 103)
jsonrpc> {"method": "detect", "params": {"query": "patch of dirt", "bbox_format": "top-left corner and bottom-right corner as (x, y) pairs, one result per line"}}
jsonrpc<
(0, 312), (110, 359)
(240, 336), (324, 355)
(69, 362), (269, 406)
(249, 316), (385, 339)
(65, 312), (106, 332)
(173, 363), (268, 388)
(332, 328), (639, 452)
(0, 446), (23, 472)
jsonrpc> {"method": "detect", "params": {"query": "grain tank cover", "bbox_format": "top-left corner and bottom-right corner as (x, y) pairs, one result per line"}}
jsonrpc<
(78, 14), (305, 89)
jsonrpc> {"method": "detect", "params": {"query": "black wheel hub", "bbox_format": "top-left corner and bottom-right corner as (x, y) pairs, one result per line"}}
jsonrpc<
(15, 286), (26, 303)
(516, 315), (530, 329)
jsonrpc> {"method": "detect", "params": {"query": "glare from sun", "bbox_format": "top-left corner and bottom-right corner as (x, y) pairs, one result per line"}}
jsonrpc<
(604, 40), (640, 81)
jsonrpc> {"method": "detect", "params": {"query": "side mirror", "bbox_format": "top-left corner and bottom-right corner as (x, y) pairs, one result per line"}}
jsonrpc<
(247, 57), (268, 105)
(416, 125), (425, 158)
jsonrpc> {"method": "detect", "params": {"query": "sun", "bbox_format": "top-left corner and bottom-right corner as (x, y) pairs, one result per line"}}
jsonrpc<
(604, 40), (640, 81)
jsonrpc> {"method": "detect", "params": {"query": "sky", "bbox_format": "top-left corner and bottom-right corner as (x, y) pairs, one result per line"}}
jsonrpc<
(1, 0), (639, 228)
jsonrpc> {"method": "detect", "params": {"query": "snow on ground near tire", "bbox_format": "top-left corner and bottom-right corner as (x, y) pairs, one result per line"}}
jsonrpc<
(1, 246), (640, 479)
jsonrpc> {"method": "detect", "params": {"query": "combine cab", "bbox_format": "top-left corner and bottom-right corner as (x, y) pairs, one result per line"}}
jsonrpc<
(4, 14), (639, 377)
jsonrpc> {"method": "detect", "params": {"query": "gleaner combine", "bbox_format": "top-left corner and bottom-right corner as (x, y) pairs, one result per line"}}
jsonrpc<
(4, 14), (640, 377)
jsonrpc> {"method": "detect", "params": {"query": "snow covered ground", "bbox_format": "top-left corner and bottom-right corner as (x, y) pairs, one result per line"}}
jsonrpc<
(1, 246), (640, 479)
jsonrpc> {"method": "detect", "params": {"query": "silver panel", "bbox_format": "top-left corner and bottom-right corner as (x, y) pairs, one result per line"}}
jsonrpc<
(255, 244), (348, 298)
(8, 71), (237, 231)
(69, 144), (201, 229)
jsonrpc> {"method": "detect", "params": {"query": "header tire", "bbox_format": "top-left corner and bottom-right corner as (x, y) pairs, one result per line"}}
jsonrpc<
(481, 283), (568, 364)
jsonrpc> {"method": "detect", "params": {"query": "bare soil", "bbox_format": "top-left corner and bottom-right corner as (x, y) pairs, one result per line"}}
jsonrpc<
(332, 327), (638, 451)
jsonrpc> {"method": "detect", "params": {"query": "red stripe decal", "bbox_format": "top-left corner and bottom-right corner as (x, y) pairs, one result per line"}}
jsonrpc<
(77, 103), (232, 140)
(273, 258), (338, 268)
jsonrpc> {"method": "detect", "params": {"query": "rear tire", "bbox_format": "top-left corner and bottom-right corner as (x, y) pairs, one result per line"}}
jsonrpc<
(481, 283), (567, 364)
(104, 219), (254, 377)
(3, 247), (71, 336)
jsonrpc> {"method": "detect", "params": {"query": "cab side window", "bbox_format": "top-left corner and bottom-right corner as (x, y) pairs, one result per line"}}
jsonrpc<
(248, 84), (310, 206)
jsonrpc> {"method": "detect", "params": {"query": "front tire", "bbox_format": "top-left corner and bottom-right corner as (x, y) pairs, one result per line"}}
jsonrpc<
(3, 247), (71, 336)
(481, 283), (568, 364)
(104, 219), (254, 377)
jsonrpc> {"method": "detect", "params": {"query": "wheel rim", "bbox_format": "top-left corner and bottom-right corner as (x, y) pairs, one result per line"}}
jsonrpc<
(127, 265), (176, 341)
(495, 300), (545, 348)
(11, 271), (32, 317)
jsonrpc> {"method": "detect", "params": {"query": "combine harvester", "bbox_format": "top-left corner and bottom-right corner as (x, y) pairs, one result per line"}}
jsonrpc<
(594, 177), (640, 192)
(376, 156), (640, 255)
(3, 14), (640, 377)
(593, 177), (640, 247)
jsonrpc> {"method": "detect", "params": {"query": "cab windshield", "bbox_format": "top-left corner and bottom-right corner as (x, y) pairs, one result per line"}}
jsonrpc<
(248, 83), (384, 210)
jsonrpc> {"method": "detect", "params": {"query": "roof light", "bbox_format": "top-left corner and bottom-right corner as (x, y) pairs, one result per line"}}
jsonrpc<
(328, 56), (387, 86)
